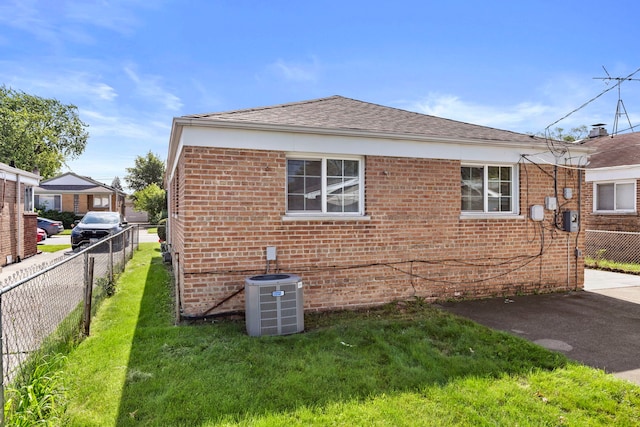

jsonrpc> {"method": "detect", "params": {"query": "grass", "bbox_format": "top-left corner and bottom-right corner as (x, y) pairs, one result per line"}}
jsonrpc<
(585, 256), (640, 274)
(38, 244), (71, 253)
(58, 244), (640, 426)
(4, 354), (68, 426)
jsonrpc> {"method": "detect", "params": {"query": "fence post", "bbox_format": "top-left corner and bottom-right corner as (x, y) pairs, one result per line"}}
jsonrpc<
(122, 229), (127, 267)
(109, 238), (114, 285)
(83, 256), (95, 336)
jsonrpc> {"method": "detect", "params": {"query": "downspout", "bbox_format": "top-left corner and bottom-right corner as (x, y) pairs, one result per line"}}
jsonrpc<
(16, 173), (22, 262)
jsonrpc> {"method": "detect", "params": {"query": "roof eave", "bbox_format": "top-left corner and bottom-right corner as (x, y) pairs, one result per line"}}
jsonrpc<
(172, 117), (591, 153)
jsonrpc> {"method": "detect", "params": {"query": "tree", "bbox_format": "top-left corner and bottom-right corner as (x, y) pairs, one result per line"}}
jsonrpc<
(133, 183), (166, 224)
(111, 176), (123, 191)
(542, 125), (588, 142)
(0, 85), (89, 178)
(124, 151), (165, 192)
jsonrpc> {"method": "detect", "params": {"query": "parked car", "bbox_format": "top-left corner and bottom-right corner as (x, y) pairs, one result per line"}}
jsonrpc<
(71, 211), (127, 250)
(37, 227), (47, 243)
(37, 217), (64, 237)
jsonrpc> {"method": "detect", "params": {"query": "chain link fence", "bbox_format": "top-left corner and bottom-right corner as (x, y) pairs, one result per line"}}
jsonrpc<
(0, 225), (139, 423)
(585, 229), (640, 265)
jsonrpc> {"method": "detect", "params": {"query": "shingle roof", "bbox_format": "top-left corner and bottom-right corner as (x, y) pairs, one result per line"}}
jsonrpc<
(582, 132), (640, 168)
(185, 95), (546, 145)
(38, 172), (125, 195)
(38, 185), (99, 191)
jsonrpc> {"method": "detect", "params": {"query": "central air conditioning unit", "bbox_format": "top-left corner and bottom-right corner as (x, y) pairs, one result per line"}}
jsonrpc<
(245, 273), (304, 337)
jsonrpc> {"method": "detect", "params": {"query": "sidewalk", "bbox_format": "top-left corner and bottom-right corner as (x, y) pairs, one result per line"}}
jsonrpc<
(584, 268), (640, 304)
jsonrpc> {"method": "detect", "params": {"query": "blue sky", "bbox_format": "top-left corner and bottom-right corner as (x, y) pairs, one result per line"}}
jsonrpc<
(1, 0), (639, 188)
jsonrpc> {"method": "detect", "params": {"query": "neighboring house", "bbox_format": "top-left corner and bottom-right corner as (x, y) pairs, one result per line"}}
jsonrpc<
(124, 196), (149, 223)
(0, 162), (40, 268)
(165, 95), (591, 319)
(34, 172), (126, 217)
(582, 130), (640, 231)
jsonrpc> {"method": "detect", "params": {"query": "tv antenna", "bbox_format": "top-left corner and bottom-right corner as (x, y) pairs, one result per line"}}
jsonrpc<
(593, 66), (640, 135)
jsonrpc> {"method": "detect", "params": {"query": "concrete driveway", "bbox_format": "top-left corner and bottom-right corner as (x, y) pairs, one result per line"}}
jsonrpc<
(439, 269), (640, 385)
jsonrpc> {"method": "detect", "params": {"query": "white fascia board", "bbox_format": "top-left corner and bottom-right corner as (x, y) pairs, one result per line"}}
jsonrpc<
(586, 165), (640, 182)
(166, 119), (591, 175)
(0, 164), (40, 185)
(180, 126), (568, 164)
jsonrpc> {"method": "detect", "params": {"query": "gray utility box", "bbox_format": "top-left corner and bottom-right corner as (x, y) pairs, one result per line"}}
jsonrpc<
(245, 273), (304, 337)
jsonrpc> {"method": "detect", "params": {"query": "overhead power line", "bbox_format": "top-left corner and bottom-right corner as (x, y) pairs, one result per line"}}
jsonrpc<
(545, 66), (640, 133)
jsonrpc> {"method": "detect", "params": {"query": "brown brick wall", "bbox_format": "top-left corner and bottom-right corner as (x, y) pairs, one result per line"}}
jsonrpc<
(61, 194), (75, 213)
(23, 213), (37, 259)
(0, 180), (17, 266)
(170, 147), (585, 317)
(0, 181), (38, 266)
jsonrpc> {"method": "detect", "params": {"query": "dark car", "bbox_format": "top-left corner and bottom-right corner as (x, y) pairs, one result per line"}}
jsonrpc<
(71, 211), (128, 250)
(37, 217), (64, 237)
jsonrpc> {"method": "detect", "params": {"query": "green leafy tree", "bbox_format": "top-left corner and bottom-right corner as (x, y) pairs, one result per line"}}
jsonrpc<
(124, 151), (165, 192)
(542, 125), (589, 142)
(0, 85), (89, 178)
(133, 183), (166, 224)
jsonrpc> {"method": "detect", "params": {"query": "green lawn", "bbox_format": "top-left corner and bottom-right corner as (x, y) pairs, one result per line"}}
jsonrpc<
(585, 257), (640, 274)
(57, 244), (640, 426)
(38, 244), (71, 253)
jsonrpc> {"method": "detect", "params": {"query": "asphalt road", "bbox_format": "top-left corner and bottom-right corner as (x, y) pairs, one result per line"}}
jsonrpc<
(40, 227), (161, 245)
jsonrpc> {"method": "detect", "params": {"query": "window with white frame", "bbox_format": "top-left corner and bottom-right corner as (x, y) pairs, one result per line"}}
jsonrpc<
(461, 164), (517, 214)
(594, 181), (636, 212)
(35, 194), (61, 211)
(286, 156), (363, 214)
(24, 187), (33, 211)
(93, 196), (110, 208)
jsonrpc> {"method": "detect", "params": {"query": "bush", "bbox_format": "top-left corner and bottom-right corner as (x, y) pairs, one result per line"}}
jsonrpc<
(157, 218), (167, 242)
(36, 209), (79, 229)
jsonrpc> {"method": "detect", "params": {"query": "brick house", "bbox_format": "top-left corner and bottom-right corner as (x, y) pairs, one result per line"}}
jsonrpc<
(582, 130), (640, 231)
(34, 172), (126, 217)
(0, 161), (40, 268)
(165, 96), (591, 318)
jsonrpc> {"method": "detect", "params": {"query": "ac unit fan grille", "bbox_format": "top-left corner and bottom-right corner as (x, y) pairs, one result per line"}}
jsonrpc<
(259, 283), (299, 335)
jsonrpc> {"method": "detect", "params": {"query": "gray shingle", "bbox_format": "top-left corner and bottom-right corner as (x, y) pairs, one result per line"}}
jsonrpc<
(184, 95), (546, 144)
(582, 132), (640, 168)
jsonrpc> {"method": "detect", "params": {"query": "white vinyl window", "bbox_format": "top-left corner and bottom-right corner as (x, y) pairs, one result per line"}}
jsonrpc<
(35, 194), (61, 211)
(594, 181), (636, 213)
(461, 164), (518, 214)
(93, 196), (110, 208)
(286, 156), (364, 215)
(24, 187), (34, 211)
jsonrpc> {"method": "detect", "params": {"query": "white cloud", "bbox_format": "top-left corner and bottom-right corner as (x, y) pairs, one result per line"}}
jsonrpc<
(124, 65), (183, 111)
(0, 65), (118, 104)
(80, 109), (168, 142)
(403, 93), (554, 133)
(0, 0), (60, 45)
(399, 76), (637, 135)
(64, 0), (141, 36)
(269, 57), (321, 82)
